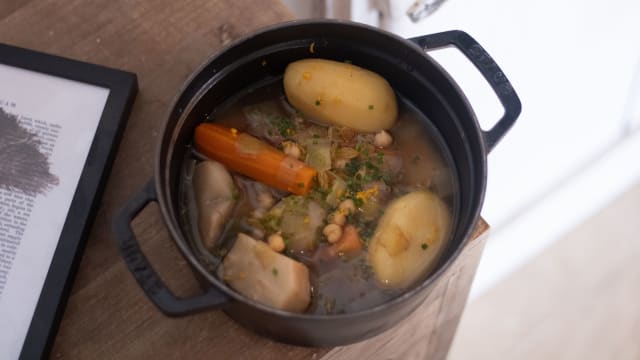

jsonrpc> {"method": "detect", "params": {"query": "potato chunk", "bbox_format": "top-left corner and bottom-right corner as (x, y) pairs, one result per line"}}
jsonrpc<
(283, 59), (398, 132)
(193, 160), (235, 251)
(222, 233), (311, 313)
(368, 191), (451, 288)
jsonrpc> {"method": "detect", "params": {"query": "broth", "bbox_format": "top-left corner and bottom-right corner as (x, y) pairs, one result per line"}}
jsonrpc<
(179, 80), (456, 315)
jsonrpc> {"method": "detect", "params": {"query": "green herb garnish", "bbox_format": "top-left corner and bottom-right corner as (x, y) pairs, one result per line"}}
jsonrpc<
(376, 151), (384, 165)
(270, 116), (296, 137)
(345, 158), (361, 177)
(421, 243), (428, 250)
(353, 197), (364, 207)
(368, 104), (374, 110)
(315, 99), (321, 106)
(272, 267), (279, 276)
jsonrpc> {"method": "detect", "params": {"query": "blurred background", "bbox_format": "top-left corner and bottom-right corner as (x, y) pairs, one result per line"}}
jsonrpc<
(282, 0), (640, 358)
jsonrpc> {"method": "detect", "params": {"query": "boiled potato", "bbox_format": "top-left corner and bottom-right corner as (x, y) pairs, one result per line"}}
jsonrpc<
(222, 233), (311, 312)
(368, 191), (451, 288)
(283, 59), (398, 132)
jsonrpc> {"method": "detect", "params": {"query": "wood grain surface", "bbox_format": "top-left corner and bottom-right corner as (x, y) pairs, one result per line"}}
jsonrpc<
(0, 1), (488, 359)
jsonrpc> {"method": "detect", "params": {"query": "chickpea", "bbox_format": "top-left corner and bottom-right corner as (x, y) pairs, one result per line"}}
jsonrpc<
(374, 130), (393, 148)
(257, 191), (275, 209)
(323, 223), (343, 243)
(329, 211), (346, 226)
(282, 141), (302, 159)
(338, 199), (356, 215)
(268, 234), (286, 252)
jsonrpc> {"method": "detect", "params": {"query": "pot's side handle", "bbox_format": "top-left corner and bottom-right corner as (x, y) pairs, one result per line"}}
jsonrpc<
(112, 179), (230, 316)
(409, 30), (522, 153)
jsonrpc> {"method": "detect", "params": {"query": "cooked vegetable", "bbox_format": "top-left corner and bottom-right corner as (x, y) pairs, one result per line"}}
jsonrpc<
(328, 225), (363, 258)
(328, 211), (346, 226)
(184, 64), (456, 315)
(325, 175), (347, 207)
(373, 130), (393, 148)
(244, 101), (294, 144)
(368, 191), (451, 288)
(192, 161), (236, 251)
(283, 59), (398, 132)
(195, 123), (317, 195)
(282, 141), (302, 159)
(323, 223), (342, 243)
(222, 233), (311, 312)
(268, 233), (286, 252)
(304, 138), (332, 172)
(256, 189), (275, 209)
(263, 196), (326, 252)
(338, 199), (356, 215)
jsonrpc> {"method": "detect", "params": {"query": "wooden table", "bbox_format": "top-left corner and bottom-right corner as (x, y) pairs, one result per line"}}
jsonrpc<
(0, 1), (489, 358)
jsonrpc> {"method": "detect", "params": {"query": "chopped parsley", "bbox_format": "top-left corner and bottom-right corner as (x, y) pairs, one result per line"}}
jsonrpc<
(376, 151), (384, 165)
(272, 267), (279, 276)
(345, 158), (362, 177)
(368, 104), (374, 110)
(421, 243), (428, 250)
(269, 116), (296, 137)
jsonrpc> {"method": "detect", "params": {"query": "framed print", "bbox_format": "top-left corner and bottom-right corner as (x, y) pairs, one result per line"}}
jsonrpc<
(0, 43), (137, 359)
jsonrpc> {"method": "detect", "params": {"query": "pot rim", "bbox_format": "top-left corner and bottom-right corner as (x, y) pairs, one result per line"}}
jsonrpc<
(155, 19), (486, 320)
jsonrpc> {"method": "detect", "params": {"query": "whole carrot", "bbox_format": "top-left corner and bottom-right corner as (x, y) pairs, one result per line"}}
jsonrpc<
(194, 123), (317, 195)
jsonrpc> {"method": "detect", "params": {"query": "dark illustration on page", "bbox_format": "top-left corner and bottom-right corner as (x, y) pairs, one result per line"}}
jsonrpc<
(0, 108), (59, 195)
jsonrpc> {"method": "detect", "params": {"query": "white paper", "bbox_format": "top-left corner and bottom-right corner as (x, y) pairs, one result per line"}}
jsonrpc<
(0, 63), (110, 359)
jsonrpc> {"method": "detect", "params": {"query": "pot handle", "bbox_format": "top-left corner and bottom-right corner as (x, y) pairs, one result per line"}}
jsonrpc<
(112, 179), (230, 316)
(409, 30), (521, 153)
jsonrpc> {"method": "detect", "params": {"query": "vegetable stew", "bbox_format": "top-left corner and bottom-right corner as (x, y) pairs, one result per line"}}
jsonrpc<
(179, 59), (456, 315)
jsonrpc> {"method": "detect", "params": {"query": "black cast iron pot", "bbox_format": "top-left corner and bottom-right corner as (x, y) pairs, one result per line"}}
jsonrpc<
(113, 20), (521, 346)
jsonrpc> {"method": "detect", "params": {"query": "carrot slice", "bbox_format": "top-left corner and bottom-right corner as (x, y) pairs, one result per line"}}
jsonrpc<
(328, 225), (363, 258)
(194, 123), (317, 195)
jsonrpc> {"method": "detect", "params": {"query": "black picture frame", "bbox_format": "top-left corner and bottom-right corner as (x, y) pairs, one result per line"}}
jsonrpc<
(0, 43), (137, 359)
